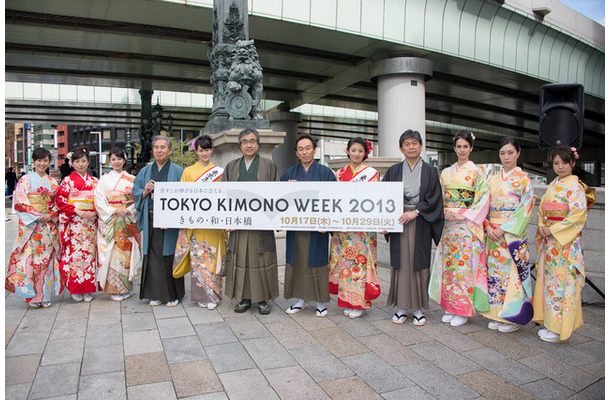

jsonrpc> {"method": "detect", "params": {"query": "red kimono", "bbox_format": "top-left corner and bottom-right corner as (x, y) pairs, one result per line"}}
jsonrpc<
(56, 171), (99, 294)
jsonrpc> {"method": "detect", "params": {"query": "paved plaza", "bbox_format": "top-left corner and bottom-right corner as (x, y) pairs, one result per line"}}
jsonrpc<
(4, 210), (605, 399)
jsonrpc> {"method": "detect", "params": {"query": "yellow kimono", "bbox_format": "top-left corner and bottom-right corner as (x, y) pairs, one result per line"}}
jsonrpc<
(533, 175), (587, 340)
(172, 161), (227, 304)
(481, 168), (535, 325)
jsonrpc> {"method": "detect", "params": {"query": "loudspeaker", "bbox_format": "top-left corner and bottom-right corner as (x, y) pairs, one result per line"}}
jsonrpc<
(539, 83), (584, 149)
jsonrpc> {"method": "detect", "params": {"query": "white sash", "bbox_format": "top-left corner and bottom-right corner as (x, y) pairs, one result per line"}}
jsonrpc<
(196, 165), (224, 182)
(349, 166), (378, 182)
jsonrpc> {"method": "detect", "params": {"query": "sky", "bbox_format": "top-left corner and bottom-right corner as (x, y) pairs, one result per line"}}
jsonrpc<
(560, 0), (605, 25)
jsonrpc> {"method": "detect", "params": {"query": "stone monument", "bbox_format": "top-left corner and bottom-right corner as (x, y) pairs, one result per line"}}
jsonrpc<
(202, 0), (285, 164)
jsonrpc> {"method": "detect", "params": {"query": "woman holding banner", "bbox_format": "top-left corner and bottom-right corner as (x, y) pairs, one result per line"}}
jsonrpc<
(382, 130), (444, 326)
(429, 130), (490, 327)
(94, 148), (141, 301)
(329, 137), (381, 318)
(6, 148), (62, 308)
(56, 146), (99, 302)
(172, 135), (227, 309)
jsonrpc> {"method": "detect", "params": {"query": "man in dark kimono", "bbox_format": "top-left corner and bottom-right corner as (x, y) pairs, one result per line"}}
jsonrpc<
(133, 135), (185, 306)
(6, 167), (17, 197)
(281, 134), (336, 317)
(222, 128), (279, 314)
(382, 129), (444, 326)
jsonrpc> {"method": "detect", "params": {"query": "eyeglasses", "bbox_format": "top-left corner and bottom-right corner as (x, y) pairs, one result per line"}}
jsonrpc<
(240, 139), (258, 146)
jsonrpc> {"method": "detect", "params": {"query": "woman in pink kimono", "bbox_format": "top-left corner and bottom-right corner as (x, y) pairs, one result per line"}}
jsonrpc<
(94, 148), (141, 301)
(533, 145), (588, 342)
(329, 137), (380, 319)
(429, 130), (490, 327)
(6, 148), (62, 308)
(56, 147), (99, 302)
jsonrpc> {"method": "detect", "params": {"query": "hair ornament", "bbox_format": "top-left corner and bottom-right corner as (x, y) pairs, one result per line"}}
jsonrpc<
(570, 147), (580, 159)
(366, 140), (373, 155)
(470, 132), (476, 141)
(192, 140), (197, 150)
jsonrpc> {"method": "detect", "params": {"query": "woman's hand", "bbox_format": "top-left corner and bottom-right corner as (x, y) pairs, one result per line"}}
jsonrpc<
(39, 213), (52, 223)
(114, 208), (130, 216)
(76, 209), (96, 219)
(487, 227), (504, 241)
(537, 226), (552, 239)
(445, 211), (465, 221)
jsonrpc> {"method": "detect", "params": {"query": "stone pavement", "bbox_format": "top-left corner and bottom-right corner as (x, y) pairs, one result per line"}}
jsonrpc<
(4, 212), (605, 399)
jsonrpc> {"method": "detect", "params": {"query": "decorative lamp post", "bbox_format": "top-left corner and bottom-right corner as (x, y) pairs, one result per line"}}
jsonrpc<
(125, 130), (133, 173)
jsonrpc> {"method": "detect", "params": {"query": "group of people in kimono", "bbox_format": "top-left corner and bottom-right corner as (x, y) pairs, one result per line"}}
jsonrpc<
(6, 126), (589, 343)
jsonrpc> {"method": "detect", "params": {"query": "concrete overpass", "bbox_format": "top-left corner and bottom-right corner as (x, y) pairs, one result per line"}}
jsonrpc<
(5, 0), (605, 174)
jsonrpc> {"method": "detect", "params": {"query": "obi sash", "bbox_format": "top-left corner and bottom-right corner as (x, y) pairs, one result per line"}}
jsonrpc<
(27, 194), (52, 213)
(106, 191), (134, 209)
(69, 190), (95, 211)
(444, 186), (475, 209)
(489, 195), (519, 224)
(540, 201), (569, 222)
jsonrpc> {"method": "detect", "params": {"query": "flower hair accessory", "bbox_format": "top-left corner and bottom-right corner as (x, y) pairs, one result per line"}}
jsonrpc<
(570, 147), (580, 159)
(470, 132), (476, 141)
(365, 140), (373, 155)
(192, 140), (197, 150)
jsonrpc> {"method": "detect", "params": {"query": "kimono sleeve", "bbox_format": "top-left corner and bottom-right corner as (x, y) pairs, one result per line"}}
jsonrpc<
(549, 183), (587, 247)
(56, 178), (76, 218)
(94, 176), (116, 224)
(499, 176), (535, 236)
(13, 176), (41, 227)
(461, 167), (490, 226)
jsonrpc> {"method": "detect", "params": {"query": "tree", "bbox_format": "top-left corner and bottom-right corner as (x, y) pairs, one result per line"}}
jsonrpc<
(169, 138), (197, 168)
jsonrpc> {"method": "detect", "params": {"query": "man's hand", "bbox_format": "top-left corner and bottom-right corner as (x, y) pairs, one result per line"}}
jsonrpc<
(143, 180), (155, 197)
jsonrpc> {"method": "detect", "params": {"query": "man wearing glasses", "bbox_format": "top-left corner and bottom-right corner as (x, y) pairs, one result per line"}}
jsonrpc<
(222, 128), (279, 314)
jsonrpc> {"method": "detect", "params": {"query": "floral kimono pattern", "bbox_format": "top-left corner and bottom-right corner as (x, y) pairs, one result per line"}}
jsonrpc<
(481, 168), (535, 325)
(329, 164), (381, 309)
(429, 161), (490, 317)
(533, 175), (587, 340)
(94, 170), (142, 295)
(173, 162), (227, 303)
(56, 171), (99, 294)
(6, 173), (62, 303)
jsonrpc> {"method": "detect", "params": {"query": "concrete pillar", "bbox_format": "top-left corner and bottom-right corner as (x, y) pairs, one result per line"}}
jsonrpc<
(268, 110), (303, 174)
(370, 57), (433, 158)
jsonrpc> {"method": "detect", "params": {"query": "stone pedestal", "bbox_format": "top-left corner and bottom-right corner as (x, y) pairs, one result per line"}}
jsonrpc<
(268, 110), (303, 173)
(210, 128), (286, 168)
(370, 57), (433, 158)
(327, 157), (402, 178)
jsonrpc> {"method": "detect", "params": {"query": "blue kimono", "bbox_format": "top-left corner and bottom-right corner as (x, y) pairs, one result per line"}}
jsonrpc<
(281, 161), (337, 267)
(132, 161), (183, 256)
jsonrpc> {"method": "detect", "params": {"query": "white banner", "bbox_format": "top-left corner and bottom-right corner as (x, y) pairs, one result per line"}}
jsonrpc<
(153, 181), (404, 232)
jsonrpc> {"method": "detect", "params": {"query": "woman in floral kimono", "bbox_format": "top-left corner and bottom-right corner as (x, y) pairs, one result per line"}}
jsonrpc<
(533, 145), (588, 342)
(329, 137), (380, 319)
(481, 137), (535, 333)
(173, 135), (227, 309)
(94, 148), (141, 301)
(6, 148), (61, 308)
(56, 147), (99, 302)
(429, 130), (490, 327)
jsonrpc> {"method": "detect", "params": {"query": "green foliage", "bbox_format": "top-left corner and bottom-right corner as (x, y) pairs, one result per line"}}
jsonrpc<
(169, 138), (198, 168)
